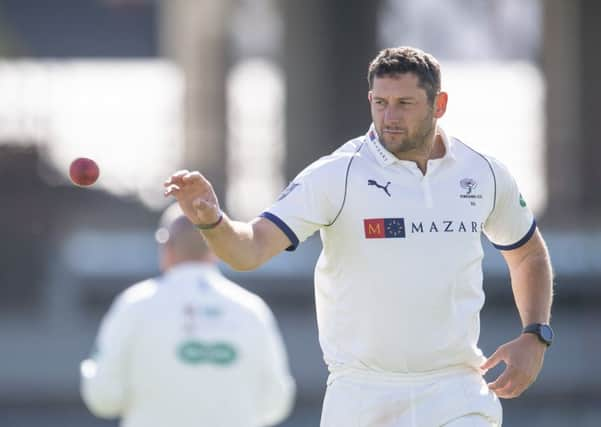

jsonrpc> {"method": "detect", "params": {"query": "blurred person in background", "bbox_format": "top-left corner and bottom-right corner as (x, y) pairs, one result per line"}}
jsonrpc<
(164, 46), (553, 427)
(80, 203), (295, 427)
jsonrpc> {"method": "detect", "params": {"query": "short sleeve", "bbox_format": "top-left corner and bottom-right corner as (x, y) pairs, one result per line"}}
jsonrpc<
(260, 154), (350, 251)
(483, 157), (536, 250)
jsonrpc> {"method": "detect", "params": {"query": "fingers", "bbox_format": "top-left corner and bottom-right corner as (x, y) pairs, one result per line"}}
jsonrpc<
(183, 171), (211, 187)
(487, 365), (511, 393)
(164, 184), (180, 197)
(480, 348), (502, 372)
(163, 170), (213, 198)
(483, 337), (545, 399)
(164, 169), (190, 187)
(164, 170), (210, 184)
(481, 346), (520, 398)
(488, 365), (529, 399)
(484, 345), (530, 398)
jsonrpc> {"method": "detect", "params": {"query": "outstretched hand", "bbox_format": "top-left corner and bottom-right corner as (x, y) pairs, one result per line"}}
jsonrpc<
(480, 333), (547, 399)
(164, 170), (221, 226)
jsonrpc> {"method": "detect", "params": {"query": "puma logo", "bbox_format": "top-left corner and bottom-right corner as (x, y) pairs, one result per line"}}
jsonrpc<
(368, 179), (391, 197)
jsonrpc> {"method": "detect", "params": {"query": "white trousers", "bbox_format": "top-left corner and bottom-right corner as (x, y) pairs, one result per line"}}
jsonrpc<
(320, 367), (502, 427)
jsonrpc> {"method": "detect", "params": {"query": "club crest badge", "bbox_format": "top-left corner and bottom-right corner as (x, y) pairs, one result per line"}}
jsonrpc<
(460, 178), (477, 195)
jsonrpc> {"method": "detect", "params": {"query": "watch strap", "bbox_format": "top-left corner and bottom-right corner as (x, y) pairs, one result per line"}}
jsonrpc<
(194, 211), (224, 230)
(522, 323), (553, 346)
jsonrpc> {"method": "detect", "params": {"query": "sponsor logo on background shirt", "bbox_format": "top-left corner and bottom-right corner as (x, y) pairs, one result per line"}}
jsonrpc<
(177, 341), (238, 365)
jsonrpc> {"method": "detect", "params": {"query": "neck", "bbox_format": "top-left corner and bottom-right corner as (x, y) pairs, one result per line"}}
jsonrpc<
(161, 255), (214, 273)
(394, 131), (445, 174)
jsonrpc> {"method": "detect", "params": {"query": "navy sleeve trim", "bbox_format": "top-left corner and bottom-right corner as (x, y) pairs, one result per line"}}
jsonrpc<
(492, 219), (537, 250)
(259, 211), (299, 252)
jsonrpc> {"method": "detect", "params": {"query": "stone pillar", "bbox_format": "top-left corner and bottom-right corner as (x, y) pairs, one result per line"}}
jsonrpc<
(543, 0), (582, 224)
(579, 0), (601, 214)
(281, 0), (381, 179)
(158, 0), (231, 200)
(544, 0), (601, 224)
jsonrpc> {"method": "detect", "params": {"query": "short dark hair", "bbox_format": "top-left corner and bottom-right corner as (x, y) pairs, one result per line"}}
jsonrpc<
(155, 203), (210, 259)
(367, 47), (441, 104)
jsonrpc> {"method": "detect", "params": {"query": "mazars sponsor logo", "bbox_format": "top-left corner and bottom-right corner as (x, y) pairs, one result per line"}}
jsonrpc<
(364, 218), (483, 238)
(408, 219), (483, 233)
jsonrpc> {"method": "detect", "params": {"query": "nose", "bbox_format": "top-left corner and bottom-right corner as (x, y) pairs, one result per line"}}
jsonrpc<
(384, 106), (401, 123)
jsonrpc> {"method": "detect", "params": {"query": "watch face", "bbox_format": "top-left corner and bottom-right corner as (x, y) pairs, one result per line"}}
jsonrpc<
(540, 325), (554, 342)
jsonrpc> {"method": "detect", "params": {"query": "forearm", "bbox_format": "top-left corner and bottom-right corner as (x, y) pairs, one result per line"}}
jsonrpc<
(487, 236), (553, 398)
(163, 171), (290, 269)
(509, 247), (553, 326)
(200, 215), (269, 271)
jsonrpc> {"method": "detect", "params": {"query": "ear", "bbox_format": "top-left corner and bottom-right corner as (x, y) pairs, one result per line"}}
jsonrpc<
(368, 91), (373, 103)
(433, 92), (448, 118)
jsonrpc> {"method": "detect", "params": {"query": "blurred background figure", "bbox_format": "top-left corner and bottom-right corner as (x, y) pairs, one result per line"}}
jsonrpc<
(80, 203), (295, 427)
(0, 0), (600, 426)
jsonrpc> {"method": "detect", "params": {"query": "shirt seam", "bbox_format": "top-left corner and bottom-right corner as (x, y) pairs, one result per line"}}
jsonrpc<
(454, 139), (497, 215)
(326, 142), (364, 227)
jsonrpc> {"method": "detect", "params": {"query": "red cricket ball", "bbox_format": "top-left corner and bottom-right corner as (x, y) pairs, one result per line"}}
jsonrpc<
(69, 157), (100, 186)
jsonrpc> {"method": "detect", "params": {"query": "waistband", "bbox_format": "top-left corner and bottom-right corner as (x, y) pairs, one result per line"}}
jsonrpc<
(327, 364), (482, 386)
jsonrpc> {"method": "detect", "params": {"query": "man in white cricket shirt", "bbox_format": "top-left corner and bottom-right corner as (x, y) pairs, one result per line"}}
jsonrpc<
(80, 203), (295, 427)
(164, 46), (554, 426)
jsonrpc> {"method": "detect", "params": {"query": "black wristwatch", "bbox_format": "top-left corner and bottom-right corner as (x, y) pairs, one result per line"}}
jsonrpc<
(522, 323), (554, 347)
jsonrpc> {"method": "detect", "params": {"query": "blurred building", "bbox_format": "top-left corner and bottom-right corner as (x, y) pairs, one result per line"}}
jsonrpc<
(0, 1), (600, 426)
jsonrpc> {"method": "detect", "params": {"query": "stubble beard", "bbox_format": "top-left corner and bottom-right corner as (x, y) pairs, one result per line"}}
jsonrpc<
(380, 110), (436, 157)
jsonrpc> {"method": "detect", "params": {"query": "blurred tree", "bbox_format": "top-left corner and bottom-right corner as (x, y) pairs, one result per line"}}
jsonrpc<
(282, 0), (381, 179)
(579, 0), (601, 216)
(0, 0), (157, 57)
(0, 145), (48, 310)
(544, 0), (601, 225)
(0, 8), (24, 56)
(159, 0), (231, 201)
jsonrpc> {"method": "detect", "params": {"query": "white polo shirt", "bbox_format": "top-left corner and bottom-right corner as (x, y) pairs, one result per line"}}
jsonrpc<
(80, 263), (295, 427)
(261, 125), (535, 374)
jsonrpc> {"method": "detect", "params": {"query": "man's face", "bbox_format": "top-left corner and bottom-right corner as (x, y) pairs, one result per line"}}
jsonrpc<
(369, 74), (442, 157)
